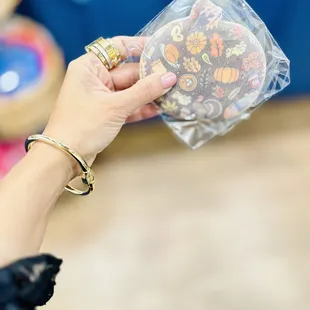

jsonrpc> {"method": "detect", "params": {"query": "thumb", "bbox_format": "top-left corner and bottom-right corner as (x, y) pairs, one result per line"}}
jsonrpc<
(116, 72), (177, 112)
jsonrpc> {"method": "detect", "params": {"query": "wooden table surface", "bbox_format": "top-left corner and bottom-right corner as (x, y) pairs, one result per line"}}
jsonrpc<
(44, 98), (310, 310)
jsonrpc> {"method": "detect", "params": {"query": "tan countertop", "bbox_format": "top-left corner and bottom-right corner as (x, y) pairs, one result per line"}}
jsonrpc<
(43, 98), (310, 310)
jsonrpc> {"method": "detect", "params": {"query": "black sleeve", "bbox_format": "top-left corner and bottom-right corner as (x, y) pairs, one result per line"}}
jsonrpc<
(0, 254), (62, 310)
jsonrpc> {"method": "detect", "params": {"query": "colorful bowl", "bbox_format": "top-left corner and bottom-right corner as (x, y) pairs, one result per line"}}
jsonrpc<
(0, 15), (65, 140)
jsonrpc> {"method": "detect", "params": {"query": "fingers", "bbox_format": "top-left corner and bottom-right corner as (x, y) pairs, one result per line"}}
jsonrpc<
(79, 36), (147, 83)
(110, 36), (147, 59)
(110, 63), (140, 90)
(73, 52), (114, 89)
(115, 72), (177, 113)
(79, 36), (149, 92)
(126, 104), (159, 123)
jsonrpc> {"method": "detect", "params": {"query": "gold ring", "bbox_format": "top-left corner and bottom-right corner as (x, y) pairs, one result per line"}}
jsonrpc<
(85, 44), (109, 69)
(85, 37), (122, 70)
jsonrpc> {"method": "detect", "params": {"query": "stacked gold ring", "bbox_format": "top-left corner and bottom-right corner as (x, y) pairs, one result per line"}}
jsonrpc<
(85, 37), (121, 70)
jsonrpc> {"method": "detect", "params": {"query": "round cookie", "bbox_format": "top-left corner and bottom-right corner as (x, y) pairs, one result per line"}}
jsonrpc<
(140, 0), (266, 124)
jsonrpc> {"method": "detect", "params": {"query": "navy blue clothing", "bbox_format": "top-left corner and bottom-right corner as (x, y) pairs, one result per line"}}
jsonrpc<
(0, 255), (61, 310)
(17, 0), (310, 96)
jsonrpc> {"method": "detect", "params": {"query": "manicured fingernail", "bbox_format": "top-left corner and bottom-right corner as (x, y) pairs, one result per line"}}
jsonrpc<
(161, 72), (177, 89)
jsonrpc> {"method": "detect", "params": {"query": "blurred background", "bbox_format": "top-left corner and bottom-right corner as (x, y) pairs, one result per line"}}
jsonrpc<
(1, 0), (310, 309)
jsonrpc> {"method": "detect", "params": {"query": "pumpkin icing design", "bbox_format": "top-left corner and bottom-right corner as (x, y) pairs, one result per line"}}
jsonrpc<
(214, 67), (240, 84)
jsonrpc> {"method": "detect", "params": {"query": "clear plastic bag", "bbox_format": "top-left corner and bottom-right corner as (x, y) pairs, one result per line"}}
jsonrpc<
(127, 0), (290, 149)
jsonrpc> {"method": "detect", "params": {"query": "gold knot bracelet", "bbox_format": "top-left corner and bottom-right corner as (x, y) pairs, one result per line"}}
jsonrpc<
(25, 134), (95, 196)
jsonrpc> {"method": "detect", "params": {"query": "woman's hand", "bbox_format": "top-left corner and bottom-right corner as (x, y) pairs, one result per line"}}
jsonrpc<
(44, 36), (177, 170)
(0, 36), (177, 264)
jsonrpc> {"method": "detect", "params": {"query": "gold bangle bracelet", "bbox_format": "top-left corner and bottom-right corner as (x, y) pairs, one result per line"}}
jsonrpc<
(25, 134), (95, 196)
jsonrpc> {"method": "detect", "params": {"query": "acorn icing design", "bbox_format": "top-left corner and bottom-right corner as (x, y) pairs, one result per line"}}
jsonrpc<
(140, 0), (266, 123)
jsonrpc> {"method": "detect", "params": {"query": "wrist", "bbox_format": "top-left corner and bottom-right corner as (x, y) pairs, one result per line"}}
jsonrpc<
(27, 142), (80, 182)
(43, 126), (95, 167)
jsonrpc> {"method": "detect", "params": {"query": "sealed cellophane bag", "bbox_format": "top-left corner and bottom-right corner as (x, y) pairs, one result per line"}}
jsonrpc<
(126, 0), (290, 149)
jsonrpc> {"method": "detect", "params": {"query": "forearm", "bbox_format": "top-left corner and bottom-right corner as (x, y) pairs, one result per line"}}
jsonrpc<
(0, 143), (75, 266)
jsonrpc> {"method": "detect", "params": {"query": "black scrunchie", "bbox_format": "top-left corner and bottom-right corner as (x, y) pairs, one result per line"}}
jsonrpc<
(0, 254), (62, 310)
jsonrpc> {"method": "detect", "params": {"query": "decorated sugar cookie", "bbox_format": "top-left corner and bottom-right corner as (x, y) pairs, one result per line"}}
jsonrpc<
(140, 0), (267, 124)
